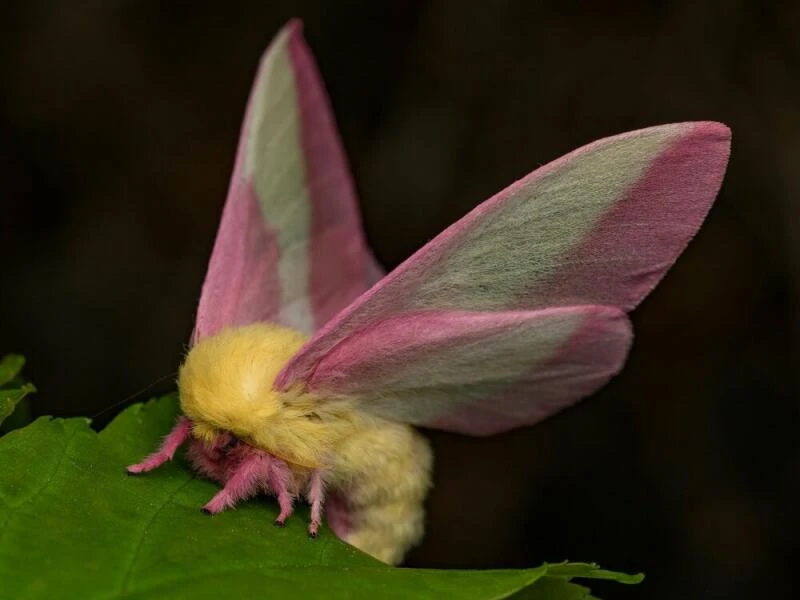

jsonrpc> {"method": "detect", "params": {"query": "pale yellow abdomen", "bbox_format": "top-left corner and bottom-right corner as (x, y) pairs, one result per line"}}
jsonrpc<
(328, 418), (433, 565)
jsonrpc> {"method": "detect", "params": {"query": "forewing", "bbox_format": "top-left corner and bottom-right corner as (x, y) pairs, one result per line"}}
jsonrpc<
(308, 307), (632, 435)
(193, 20), (380, 342)
(277, 121), (730, 388)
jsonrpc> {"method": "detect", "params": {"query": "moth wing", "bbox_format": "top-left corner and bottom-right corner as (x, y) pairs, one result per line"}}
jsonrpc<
(308, 306), (632, 435)
(193, 20), (380, 342)
(277, 121), (730, 388)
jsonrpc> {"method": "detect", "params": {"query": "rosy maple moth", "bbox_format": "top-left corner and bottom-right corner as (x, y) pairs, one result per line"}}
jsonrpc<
(127, 19), (731, 565)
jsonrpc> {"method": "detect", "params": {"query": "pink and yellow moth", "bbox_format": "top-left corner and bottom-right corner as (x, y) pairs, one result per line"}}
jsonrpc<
(127, 19), (731, 565)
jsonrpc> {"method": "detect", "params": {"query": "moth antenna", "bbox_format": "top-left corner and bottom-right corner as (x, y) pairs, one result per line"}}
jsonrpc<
(91, 371), (178, 420)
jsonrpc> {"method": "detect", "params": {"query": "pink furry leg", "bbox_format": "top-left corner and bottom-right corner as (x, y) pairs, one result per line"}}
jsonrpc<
(202, 451), (270, 514)
(307, 470), (325, 538)
(127, 416), (191, 474)
(268, 458), (295, 527)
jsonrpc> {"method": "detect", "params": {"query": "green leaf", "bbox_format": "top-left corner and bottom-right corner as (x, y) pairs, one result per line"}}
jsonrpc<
(0, 354), (25, 388)
(0, 384), (36, 426)
(510, 563), (643, 599)
(537, 562), (643, 584)
(0, 395), (642, 598)
(0, 354), (35, 428)
(509, 577), (594, 600)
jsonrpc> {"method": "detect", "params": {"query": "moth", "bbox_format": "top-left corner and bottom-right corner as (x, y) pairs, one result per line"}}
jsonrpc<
(127, 19), (731, 565)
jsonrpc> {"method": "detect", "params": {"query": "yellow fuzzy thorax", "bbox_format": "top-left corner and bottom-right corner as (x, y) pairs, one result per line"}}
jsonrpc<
(179, 323), (359, 469)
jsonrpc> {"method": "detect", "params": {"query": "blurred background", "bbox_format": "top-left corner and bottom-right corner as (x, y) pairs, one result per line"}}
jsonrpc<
(1, 1), (798, 598)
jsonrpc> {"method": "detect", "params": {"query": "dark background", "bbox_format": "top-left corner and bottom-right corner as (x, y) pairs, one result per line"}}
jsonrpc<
(2, 2), (798, 598)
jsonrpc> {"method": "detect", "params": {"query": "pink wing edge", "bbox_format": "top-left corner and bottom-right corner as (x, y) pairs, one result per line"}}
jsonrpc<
(286, 21), (384, 329)
(192, 20), (379, 343)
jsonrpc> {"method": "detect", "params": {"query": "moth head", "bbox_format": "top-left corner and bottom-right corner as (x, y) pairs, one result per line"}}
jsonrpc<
(178, 322), (355, 468)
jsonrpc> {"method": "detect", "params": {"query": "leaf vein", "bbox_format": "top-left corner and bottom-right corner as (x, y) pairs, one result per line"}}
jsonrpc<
(117, 476), (196, 596)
